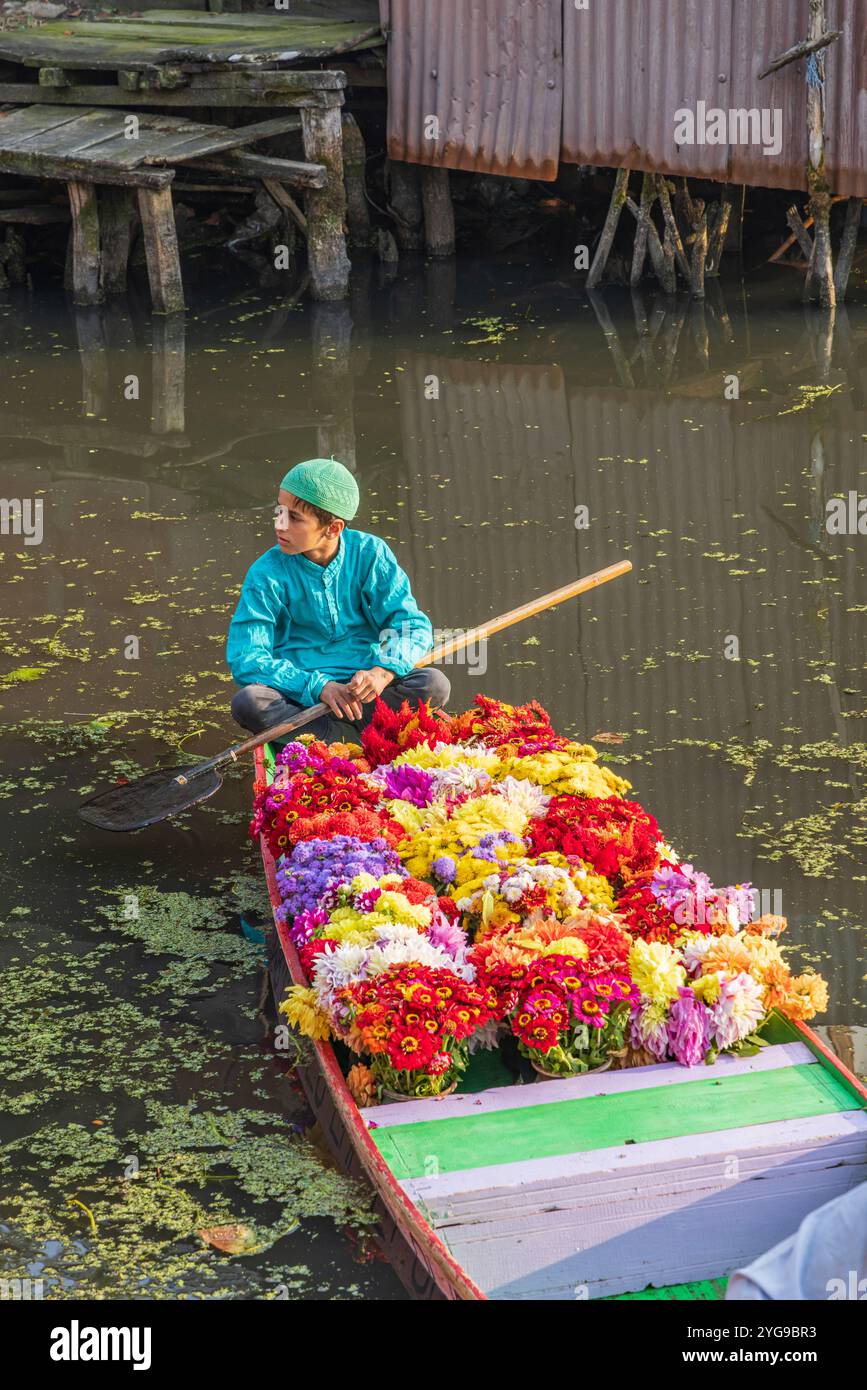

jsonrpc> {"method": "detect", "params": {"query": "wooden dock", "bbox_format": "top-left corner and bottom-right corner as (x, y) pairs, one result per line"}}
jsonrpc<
(0, 10), (384, 305)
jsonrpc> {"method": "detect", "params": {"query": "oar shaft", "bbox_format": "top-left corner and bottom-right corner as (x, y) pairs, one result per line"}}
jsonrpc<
(417, 560), (632, 666)
(203, 559), (633, 769)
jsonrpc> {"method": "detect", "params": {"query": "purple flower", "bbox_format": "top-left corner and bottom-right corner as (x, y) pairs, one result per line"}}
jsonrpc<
(426, 914), (468, 960)
(275, 835), (405, 921)
(354, 886), (383, 914)
(432, 855), (457, 884)
(667, 987), (711, 1067)
(289, 905), (329, 948)
(380, 763), (435, 807)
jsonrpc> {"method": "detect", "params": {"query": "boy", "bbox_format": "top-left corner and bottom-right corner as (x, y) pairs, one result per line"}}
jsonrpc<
(227, 457), (450, 744)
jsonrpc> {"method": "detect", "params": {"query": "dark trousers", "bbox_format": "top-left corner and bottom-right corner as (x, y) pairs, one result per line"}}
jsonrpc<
(231, 667), (451, 745)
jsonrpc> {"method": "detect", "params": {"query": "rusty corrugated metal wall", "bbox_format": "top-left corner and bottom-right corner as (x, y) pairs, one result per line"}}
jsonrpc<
(379, 0), (564, 179)
(562, 0), (867, 196)
(384, 0), (867, 195)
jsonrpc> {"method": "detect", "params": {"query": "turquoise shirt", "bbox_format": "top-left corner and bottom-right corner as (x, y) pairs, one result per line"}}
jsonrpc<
(226, 528), (434, 706)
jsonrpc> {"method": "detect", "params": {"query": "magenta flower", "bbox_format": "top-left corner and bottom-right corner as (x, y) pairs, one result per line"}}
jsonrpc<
(380, 763), (435, 807)
(667, 986), (711, 1067)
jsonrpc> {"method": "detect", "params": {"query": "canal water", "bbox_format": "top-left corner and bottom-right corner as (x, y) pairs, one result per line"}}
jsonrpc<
(1, 250), (865, 1298)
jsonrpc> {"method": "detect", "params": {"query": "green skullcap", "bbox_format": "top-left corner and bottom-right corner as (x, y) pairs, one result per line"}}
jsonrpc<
(280, 458), (359, 521)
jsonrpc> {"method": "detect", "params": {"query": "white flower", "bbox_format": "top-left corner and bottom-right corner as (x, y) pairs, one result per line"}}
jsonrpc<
(493, 775), (551, 819)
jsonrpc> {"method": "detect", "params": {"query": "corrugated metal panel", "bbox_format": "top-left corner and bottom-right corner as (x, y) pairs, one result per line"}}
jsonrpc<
(382, 0), (563, 179)
(384, 0), (867, 194)
(562, 0), (867, 196)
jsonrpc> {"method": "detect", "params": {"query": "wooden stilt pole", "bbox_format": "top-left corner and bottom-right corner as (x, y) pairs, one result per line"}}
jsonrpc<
(300, 104), (351, 301)
(99, 187), (134, 296)
(586, 167), (629, 290)
(805, 0), (835, 307)
(630, 173), (654, 287)
(386, 159), (424, 251)
(66, 181), (102, 306)
(834, 197), (863, 299)
(657, 175), (691, 281)
(689, 199), (708, 299)
(706, 195), (732, 276)
(420, 165), (455, 257)
(137, 185), (184, 313)
(341, 112), (370, 248)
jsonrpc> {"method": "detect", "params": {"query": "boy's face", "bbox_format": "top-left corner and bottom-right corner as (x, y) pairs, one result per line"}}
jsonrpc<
(274, 490), (337, 554)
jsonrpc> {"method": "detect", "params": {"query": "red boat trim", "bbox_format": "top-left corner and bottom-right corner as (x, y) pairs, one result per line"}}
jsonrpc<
(254, 746), (486, 1303)
(790, 1017), (867, 1105)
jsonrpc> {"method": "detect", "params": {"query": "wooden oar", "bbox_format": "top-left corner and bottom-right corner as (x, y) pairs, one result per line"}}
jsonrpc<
(78, 559), (632, 832)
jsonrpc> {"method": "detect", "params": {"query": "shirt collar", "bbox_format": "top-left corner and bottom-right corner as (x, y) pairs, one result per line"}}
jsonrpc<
(289, 530), (345, 583)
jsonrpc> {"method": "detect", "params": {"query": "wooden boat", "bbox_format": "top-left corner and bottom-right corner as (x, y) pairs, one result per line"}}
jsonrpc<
(256, 746), (867, 1302)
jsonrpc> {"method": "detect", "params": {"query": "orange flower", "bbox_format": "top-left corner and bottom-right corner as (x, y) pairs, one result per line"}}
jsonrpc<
(346, 1063), (377, 1107)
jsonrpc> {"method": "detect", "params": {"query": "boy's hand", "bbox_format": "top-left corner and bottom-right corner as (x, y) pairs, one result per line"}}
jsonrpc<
(320, 681), (365, 723)
(347, 666), (394, 704)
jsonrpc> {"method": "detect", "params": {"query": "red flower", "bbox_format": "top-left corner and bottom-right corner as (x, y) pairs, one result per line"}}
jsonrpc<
(361, 697), (453, 769)
(527, 795), (660, 882)
(387, 1025), (437, 1071)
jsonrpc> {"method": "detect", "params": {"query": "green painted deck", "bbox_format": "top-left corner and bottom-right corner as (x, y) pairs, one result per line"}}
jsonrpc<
(370, 1062), (858, 1181)
(605, 1277), (729, 1301)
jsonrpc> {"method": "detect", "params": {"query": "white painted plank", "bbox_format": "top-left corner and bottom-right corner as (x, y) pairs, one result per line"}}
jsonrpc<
(419, 1130), (867, 1300)
(361, 1042), (817, 1130)
(400, 1108), (867, 1204)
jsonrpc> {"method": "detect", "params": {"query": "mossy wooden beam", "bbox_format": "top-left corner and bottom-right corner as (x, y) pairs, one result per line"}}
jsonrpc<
(586, 166), (630, 290)
(300, 104), (350, 300)
(0, 149), (174, 188)
(137, 185), (184, 313)
(66, 181), (103, 306)
(99, 186), (135, 295)
(184, 150), (325, 188)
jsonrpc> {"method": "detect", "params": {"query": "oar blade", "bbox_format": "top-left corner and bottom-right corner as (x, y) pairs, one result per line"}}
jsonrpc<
(78, 766), (223, 832)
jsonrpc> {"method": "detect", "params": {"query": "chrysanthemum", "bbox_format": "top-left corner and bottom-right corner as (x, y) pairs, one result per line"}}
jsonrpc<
(711, 972), (766, 1049)
(628, 939), (686, 1003)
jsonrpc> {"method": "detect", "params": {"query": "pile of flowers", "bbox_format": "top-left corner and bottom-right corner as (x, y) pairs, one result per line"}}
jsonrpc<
(259, 696), (829, 1102)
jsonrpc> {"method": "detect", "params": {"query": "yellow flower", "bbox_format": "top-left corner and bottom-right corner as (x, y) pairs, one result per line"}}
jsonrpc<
(538, 935), (589, 958)
(629, 939), (686, 1002)
(279, 986), (332, 1040)
(493, 747), (630, 798)
(691, 973), (722, 1005)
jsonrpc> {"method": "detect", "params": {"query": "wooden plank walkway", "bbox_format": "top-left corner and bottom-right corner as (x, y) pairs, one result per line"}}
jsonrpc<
(0, 11), (383, 71)
(0, 105), (334, 310)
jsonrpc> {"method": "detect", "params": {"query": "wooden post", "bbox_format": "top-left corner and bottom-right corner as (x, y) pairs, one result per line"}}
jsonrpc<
(657, 175), (691, 281)
(689, 199), (709, 299)
(66, 181), (102, 306)
(300, 104), (351, 301)
(586, 167), (629, 290)
(834, 197), (863, 299)
(420, 165), (455, 257)
(706, 195), (732, 276)
(99, 187), (135, 296)
(137, 186), (184, 314)
(630, 173), (654, 287)
(341, 112), (370, 247)
(805, 0), (835, 307)
(386, 159), (424, 251)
